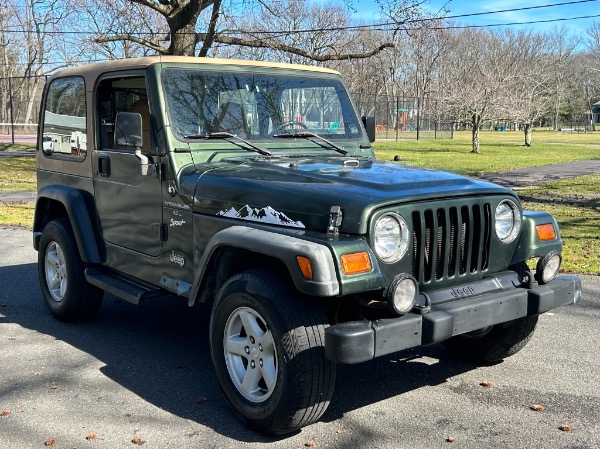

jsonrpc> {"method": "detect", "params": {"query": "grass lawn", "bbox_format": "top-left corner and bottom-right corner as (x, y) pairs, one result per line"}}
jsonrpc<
(373, 130), (600, 176)
(0, 132), (598, 274)
(0, 203), (34, 228)
(516, 174), (600, 275)
(0, 143), (34, 151)
(0, 157), (36, 191)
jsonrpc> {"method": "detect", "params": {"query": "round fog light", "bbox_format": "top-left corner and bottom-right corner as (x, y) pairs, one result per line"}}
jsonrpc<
(387, 274), (418, 315)
(536, 251), (561, 284)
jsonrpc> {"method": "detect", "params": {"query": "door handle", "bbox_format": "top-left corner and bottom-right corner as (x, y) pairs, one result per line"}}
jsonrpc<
(98, 153), (111, 177)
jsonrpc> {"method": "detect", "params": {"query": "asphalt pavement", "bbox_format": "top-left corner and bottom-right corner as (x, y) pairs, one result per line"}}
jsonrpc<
(0, 227), (599, 449)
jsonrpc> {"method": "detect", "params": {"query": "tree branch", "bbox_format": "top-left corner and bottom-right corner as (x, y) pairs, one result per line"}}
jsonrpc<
(198, 33), (394, 62)
(95, 34), (169, 54)
(128, 0), (170, 16)
(198, 0), (221, 57)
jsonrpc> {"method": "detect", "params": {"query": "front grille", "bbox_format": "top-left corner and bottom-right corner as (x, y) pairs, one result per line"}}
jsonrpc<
(411, 203), (492, 284)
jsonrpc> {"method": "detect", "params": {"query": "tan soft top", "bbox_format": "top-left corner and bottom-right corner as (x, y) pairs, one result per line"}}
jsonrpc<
(49, 55), (340, 84)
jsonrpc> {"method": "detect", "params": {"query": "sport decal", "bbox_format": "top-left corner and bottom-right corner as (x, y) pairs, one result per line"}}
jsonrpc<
(217, 205), (305, 228)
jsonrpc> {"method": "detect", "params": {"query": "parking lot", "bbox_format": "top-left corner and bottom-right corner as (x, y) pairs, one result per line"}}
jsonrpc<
(1, 226), (599, 449)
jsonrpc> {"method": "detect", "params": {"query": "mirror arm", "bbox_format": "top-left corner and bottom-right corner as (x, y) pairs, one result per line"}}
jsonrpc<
(135, 149), (157, 177)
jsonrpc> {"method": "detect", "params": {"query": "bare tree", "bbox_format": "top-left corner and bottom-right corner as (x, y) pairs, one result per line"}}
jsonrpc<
(441, 28), (507, 153)
(1, 0), (73, 126)
(546, 26), (580, 130)
(501, 30), (554, 147)
(92, 0), (396, 61)
(74, 0), (167, 60)
(217, 0), (361, 64)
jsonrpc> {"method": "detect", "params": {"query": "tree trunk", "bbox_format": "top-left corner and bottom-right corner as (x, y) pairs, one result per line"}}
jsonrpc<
(523, 123), (532, 147)
(23, 70), (42, 125)
(168, 21), (199, 56)
(167, 1), (203, 56)
(471, 113), (481, 153)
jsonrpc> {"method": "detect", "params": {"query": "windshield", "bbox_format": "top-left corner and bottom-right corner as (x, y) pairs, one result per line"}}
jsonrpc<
(162, 68), (363, 142)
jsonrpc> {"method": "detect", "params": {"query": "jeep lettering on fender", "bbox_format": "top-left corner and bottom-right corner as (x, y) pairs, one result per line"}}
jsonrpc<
(33, 56), (582, 436)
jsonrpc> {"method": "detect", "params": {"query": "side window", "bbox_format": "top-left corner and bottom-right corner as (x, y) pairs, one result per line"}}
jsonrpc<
(42, 77), (87, 160)
(96, 76), (149, 151)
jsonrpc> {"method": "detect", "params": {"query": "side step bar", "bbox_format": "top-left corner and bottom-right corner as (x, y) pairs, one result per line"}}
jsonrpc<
(85, 267), (165, 305)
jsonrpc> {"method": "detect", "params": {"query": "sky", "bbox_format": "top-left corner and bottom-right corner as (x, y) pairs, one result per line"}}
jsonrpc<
(349, 0), (599, 35)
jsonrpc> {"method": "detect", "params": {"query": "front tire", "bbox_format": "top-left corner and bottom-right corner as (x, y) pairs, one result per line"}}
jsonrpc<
(443, 315), (539, 363)
(38, 218), (103, 322)
(209, 269), (336, 435)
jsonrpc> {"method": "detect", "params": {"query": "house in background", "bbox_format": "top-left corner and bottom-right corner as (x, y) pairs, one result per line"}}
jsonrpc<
(586, 100), (600, 130)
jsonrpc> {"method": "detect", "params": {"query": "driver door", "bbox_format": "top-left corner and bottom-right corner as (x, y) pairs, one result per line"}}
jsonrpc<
(92, 74), (163, 257)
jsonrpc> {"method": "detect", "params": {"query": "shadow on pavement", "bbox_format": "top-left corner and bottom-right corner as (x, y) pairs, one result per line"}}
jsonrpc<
(0, 262), (480, 442)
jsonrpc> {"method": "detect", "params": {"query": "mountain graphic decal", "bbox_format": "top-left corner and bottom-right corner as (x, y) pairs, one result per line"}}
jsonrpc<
(217, 205), (305, 228)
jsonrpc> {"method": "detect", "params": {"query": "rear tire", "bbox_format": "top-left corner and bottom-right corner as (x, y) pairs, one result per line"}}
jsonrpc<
(38, 218), (103, 322)
(209, 269), (336, 435)
(443, 315), (539, 363)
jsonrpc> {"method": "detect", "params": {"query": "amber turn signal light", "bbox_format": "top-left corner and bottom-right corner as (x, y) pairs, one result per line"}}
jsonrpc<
(296, 256), (314, 280)
(536, 223), (556, 241)
(340, 252), (372, 275)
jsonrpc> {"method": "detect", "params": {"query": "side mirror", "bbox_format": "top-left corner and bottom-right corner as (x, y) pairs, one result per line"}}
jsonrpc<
(361, 116), (375, 143)
(114, 112), (143, 148)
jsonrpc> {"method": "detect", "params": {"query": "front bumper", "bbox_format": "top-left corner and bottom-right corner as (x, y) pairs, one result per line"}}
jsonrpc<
(324, 274), (581, 364)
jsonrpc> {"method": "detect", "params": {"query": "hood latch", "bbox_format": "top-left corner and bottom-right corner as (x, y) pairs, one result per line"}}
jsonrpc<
(327, 206), (343, 237)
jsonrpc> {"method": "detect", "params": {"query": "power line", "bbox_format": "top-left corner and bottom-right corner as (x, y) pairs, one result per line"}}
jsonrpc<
(426, 14), (600, 30)
(0, 0), (597, 36)
(441, 0), (598, 20)
(1, 12), (598, 38)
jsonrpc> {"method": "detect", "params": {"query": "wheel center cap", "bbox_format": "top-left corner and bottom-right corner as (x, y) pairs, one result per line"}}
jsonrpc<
(250, 347), (259, 359)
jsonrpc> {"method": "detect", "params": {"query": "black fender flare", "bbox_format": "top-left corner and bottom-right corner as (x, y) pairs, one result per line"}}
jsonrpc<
(33, 185), (101, 264)
(188, 226), (340, 306)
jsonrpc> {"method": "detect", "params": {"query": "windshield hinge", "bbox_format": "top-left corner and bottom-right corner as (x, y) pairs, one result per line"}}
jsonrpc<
(327, 206), (343, 237)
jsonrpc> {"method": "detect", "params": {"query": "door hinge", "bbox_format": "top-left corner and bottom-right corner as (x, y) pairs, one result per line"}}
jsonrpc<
(151, 223), (168, 241)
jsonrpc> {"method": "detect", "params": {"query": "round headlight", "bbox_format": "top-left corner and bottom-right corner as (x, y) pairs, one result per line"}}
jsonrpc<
(373, 213), (409, 263)
(495, 200), (521, 243)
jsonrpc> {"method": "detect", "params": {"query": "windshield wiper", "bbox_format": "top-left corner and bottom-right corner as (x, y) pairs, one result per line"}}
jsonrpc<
(183, 131), (272, 157)
(272, 131), (347, 155)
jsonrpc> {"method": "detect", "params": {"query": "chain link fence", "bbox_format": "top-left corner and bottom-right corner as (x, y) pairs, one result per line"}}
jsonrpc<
(2, 76), (594, 145)
(0, 75), (46, 145)
(353, 93), (454, 141)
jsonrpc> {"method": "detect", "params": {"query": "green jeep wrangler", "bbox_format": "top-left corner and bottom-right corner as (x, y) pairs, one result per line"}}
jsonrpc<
(34, 56), (581, 435)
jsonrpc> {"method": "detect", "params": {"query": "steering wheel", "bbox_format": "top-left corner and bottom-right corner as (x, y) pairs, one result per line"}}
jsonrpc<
(274, 120), (309, 133)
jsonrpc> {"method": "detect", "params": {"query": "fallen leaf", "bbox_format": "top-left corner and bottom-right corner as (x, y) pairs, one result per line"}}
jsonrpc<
(446, 435), (456, 443)
(559, 424), (573, 432)
(50, 384), (58, 390)
(132, 435), (143, 445)
(44, 438), (56, 447)
(530, 404), (544, 412)
(304, 441), (315, 447)
(0, 410), (10, 418)
(86, 433), (99, 440)
(480, 380), (493, 388)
